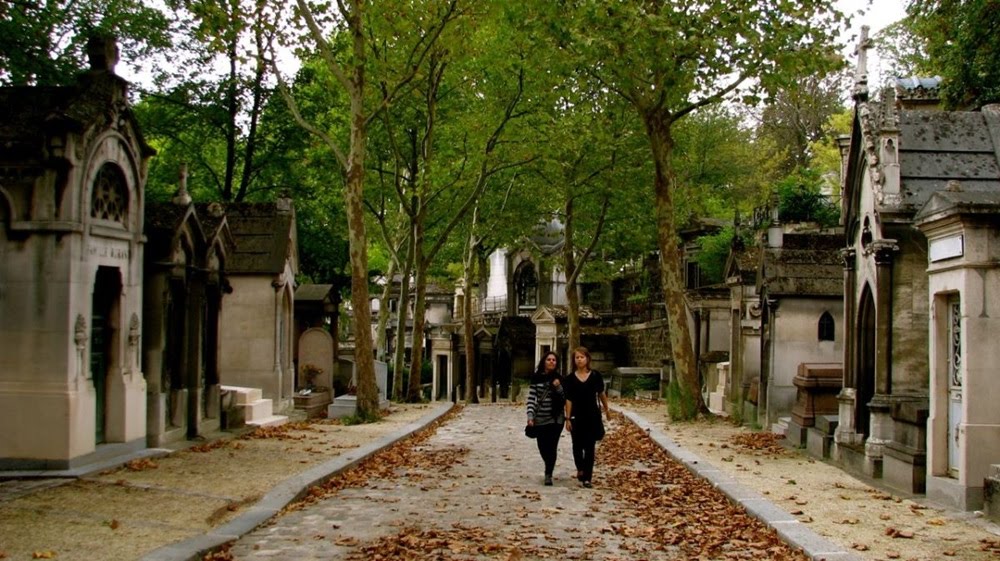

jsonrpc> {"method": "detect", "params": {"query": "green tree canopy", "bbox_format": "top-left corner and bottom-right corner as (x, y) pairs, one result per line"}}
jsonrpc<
(0, 0), (170, 86)
(907, 0), (1000, 108)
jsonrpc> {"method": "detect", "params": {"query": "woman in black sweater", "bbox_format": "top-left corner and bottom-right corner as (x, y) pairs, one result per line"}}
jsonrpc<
(564, 346), (609, 488)
(526, 351), (565, 486)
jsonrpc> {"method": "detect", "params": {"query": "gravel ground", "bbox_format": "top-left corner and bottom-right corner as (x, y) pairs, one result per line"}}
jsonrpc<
(0, 403), (435, 561)
(620, 400), (1000, 561)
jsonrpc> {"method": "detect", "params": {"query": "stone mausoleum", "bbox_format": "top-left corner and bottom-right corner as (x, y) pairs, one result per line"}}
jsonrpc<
(0, 37), (153, 468)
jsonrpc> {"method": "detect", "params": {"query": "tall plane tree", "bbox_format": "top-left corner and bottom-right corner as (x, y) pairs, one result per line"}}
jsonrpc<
(269, 0), (460, 418)
(537, 1), (847, 418)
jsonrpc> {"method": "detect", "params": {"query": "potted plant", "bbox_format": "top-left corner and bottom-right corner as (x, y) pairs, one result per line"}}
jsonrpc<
(300, 363), (323, 394)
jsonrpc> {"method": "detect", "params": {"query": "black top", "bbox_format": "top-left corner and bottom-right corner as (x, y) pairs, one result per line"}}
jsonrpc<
(564, 370), (605, 440)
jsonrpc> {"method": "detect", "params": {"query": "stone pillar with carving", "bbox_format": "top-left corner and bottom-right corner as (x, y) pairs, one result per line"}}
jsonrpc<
(836, 248), (862, 447)
(865, 240), (900, 467)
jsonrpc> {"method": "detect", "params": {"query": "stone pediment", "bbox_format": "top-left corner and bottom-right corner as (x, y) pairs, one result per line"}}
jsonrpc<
(0, 37), (153, 230)
(915, 189), (1000, 224)
(145, 202), (207, 264)
(530, 306), (558, 324)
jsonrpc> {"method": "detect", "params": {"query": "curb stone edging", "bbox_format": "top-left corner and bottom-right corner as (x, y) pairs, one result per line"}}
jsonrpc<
(141, 402), (455, 561)
(616, 408), (863, 561)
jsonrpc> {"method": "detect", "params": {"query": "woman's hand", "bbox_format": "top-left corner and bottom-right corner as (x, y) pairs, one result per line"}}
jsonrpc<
(552, 378), (561, 387)
(527, 419), (535, 427)
(564, 419), (572, 432)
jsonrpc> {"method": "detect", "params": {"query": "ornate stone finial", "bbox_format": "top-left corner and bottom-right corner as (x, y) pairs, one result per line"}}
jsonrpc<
(852, 25), (873, 101)
(276, 192), (293, 213)
(74, 314), (88, 350)
(173, 163), (193, 206)
(207, 201), (225, 218)
(129, 313), (140, 347)
(86, 35), (119, 73)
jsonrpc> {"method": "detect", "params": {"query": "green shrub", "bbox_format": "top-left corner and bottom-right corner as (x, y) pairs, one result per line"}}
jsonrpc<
(775, 168), (840, 227)
(623, 376), (661, 397)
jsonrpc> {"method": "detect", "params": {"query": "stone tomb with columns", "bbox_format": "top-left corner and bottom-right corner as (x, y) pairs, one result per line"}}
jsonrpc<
(0, 37), (153, 469)
(915, 180), (1000, 511)
(143, 170), (234, 445)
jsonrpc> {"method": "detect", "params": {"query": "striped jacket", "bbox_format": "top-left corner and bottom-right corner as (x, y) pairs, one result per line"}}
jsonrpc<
(526, 377), (566, 425)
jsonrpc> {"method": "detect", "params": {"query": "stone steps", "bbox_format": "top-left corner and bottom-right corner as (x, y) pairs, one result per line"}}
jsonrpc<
(221, 385), (288, 428)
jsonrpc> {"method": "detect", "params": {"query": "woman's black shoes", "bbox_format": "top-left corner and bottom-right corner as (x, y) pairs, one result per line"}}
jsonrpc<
(544, 475), (553, 486)
(582, 480), (593, 488)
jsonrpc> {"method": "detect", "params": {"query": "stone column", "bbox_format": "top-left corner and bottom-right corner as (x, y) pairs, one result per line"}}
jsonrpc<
(186, 270), (206, 438)
(865, 240), (899, 467)
(836, 248), (860, 446)
(273, 278), (285, 403)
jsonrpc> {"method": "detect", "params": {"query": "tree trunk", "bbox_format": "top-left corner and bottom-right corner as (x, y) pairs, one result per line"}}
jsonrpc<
(345, 2), (379, 419)
(643, 111), (705, 418)
(462, 226), (479, 405)
(407, 248), (428, 403)
(462, 274), (477, 404)
(345, 130), (379, 417)
(476, 250), (491, 400)
(563, 197), (580, 353)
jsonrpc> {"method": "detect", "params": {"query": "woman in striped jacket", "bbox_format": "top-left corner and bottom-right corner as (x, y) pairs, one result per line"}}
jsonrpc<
(526, 351), (565, 486)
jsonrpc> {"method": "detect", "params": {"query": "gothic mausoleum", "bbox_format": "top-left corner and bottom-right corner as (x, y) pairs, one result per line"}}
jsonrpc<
(0, 36), (154, 469)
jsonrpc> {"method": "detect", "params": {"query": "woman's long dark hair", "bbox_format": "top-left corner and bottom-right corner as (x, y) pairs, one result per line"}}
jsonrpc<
(532, 351), (560, 383)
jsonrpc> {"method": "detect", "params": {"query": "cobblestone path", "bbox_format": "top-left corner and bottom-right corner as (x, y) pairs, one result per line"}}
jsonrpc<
(228, 404), (682, 560)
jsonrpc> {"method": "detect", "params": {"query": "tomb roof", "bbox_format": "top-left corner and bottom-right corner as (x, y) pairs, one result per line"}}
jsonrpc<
(224, 200), (297, 274)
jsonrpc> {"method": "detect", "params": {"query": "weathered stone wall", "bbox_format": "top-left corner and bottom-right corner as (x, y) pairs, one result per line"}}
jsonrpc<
(618, 319), (671, 368)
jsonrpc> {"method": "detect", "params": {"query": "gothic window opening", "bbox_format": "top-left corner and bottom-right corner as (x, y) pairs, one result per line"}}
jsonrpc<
(514, 261), (538, 311)
(949, 298), (962, 389)
(91, 163), (129, 224)
(818, 311), (835, 341)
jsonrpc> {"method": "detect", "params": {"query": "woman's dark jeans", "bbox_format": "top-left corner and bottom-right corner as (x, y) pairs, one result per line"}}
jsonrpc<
(535, 423), (563, 476)
(571, 434), (596, 482)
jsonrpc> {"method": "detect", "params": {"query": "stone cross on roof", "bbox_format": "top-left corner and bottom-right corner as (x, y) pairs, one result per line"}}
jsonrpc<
(852, 25), (873, 101)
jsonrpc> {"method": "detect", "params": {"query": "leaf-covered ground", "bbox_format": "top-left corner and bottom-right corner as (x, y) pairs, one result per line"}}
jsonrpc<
(224, 405), (814, 561)
(620, 400), (1000, 561)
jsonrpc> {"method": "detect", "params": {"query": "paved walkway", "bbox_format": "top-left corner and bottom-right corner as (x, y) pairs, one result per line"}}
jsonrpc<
(228, 404), (677, 560)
